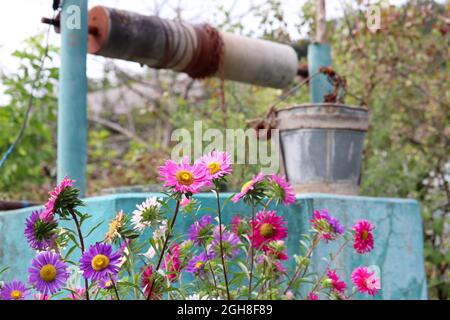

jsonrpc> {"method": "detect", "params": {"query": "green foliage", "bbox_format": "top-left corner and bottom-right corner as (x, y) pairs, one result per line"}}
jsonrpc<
(325, 0), (449, 299)
(0, 35), (58, 200)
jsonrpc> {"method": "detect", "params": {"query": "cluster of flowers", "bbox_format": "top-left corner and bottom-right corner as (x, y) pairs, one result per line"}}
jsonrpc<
(0, 150), (380, 300)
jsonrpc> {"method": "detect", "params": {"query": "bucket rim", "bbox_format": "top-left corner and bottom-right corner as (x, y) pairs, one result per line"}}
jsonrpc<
(276, 103), (369, 114)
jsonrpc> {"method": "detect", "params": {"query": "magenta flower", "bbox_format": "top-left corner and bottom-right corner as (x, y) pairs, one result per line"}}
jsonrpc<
(326, 269), (347, 294)
(159, 156), (209, 194)
(34, 293), (49, 300)
(28, 251), (69, 295)
(186, 252), (210, 276)
(197, 150), (232, 180)
(265, 240), (289, 261)
(162, 243), (181, 282)
(0, 280), (29, 300)
(24, 210), (57, 251)
(232, 172), (265, 203)
(180, 197), (191, 207)
(231, 215), (248, 236)
(351, 266), (381, 296)
(308, 292), (319, 300)
(352, 220), (375, 254)
(41, 176), (75, 221)
(310, 209), (345, 241)
(80, 243), (122, 281)
(268, 174), (296, 206)
(250, 210), (288, 251)
(141, 265), (161, 300)
(258, 254), (287, 274)
(188, 215), (213, 245)
(68, 288), (85, 300)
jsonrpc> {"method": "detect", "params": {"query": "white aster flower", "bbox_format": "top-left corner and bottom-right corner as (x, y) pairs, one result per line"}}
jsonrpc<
(132, 197), (162, 231)
(186, 294), (221, 300)
(144, 246), (156, 259)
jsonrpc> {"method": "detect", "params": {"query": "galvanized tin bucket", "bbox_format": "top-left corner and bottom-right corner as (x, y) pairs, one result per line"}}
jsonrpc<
(276, 103), (369, 195)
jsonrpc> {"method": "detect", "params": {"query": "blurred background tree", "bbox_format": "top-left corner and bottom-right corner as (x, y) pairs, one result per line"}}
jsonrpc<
(0, 0), (448, 298)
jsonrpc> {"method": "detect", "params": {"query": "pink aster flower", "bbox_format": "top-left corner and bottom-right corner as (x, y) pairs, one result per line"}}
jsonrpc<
(141, 265), (162, 300)
(250, 210), (288, 251)
(265, 240), (289, 261)
(308, 292), (319, 300)
(231, 215), (242, 236)
(352, 220), (375, 254)
(68, 288), (85, 300)
(159, 156), (209, 194)
(162, 243), (181, 282)
(285, 291), (294, 300)
(232, 172), (265, 203)
(268, 174), (296, 206)
(310, 208), (345, 241)
(40, 176), (75, 221)
(197, 150), (232, 180)
(351, 266), (381, 296)
(326, 269), (347, 294)
(34, 293), (49, 300)
(180, 197), (191, 207)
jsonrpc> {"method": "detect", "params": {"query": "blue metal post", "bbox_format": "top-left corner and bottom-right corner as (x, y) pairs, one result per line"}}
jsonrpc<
(307, 43), (333, 103)
(57, 0), (88, 195)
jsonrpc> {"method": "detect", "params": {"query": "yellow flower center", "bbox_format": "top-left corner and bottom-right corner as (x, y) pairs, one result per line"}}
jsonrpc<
(260, 223), (275, 238)
(195, 261), (204, 269)
(91, 254), (110, 271)
(175, 170), (194, 186)
(241, 180), (253, 193)
(104, 280), (112, 287)
(10, 290), (22, 299)
(207, 162), (221, 175)
(361, 230), (369, 240)
(40, 264), (57, 282)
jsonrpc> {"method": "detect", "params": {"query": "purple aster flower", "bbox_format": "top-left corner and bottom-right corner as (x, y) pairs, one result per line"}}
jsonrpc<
(208, 226), (241, 258)
(188, 215), (213, 245)
(310, 209), (345, 241)
(80, 243), (122, 281)
(186, 252), (210, 276)
(98, 274), (117, 290)
(1, 280), (29, 300)
(24, 210), (57, 251)
(28, 251), (69, 295)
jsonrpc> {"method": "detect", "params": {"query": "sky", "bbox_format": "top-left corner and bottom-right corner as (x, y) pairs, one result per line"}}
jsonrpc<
(0, 0), (440, 102)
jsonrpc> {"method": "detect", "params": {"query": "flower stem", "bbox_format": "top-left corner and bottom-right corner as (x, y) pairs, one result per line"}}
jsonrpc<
(69, 208), (90, 301)
(263, 198), (273, 211)
(214, 188), (231, 300)
(109, 273), (120, 300)
(283, 233), (320, 294)
(202, 243), (220, 297)
(146, 199), (181, 300)
(248, 200), (256, 299)
(310, 238), (350, 293)
(123, 239), (138, 299)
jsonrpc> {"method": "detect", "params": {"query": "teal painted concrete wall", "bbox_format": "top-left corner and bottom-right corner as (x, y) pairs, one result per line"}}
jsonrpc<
(0, 193), (427, 299)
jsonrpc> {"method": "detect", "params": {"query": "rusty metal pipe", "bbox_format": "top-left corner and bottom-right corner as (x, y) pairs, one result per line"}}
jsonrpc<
(87, 6), (298, 89)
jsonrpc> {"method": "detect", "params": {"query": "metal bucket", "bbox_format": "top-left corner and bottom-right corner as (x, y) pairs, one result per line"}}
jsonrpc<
(276, 103), (369, 195)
